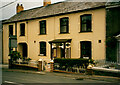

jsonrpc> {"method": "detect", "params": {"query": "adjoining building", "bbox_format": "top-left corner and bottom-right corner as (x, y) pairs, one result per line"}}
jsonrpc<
(106, 2), (120, 63)
(2, 0), (120, 64)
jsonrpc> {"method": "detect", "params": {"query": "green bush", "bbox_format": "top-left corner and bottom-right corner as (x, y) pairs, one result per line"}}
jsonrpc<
(54, 58), (94, 69)
(9, 51), (21, 62)
(26, 58), (32, 61)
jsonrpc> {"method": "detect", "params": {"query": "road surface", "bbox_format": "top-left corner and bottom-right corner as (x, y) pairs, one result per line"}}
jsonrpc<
(2, 69), (112, 84)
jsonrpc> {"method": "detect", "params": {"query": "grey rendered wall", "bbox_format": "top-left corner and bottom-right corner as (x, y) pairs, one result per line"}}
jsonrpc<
(106, 6), (120, 62)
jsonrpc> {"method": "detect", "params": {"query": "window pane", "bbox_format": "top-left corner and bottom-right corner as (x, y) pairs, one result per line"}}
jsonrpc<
(20, 23), (25, 36)
(60, 26), (67, 33)
(87, 21), (91, 31)
(60, 17), (69, 33)
(40, 42), (46, 56)
(61, 18), (68, 25)
(81, 14), (91, 32)
(82, 16), (87, 23)
(9, 25), (13, 36)
(81, 24), (87, 31)
(40, 20), (46, 34)
(40, 27), (46, 34)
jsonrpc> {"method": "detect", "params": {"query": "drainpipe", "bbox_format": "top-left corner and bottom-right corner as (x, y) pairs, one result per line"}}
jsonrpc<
(2, 22), (3, 64)
(15, 22), (17, 51)
(50, 43), (53, 60)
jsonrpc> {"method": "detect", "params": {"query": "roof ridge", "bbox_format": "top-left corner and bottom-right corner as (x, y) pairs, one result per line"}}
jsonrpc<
(3, 2), (107, 24)
(22, 1), (65, 13)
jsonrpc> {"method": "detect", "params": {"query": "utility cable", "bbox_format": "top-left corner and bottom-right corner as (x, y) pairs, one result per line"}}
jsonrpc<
(0, 0), (18, 9)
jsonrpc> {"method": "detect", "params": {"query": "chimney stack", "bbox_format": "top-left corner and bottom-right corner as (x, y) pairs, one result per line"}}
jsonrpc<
(16, 3), (24, 13)
(43, 0), (51, 6)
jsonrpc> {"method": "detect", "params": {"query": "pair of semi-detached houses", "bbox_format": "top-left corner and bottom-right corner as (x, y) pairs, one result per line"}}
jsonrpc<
(2, 0), (120, 64)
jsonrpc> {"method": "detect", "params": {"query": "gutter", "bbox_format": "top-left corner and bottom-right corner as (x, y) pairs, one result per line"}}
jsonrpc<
(106, 4), (120, 8)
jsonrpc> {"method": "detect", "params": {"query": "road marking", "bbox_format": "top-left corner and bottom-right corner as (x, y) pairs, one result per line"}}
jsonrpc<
(4, 81), (16, 84)
(3, 75), (46, 83)
(4, 81), (24, 85)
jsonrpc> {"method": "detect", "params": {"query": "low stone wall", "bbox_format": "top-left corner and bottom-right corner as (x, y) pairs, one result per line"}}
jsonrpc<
(9, 64), (38, 71)
(92, 67), (120, 77)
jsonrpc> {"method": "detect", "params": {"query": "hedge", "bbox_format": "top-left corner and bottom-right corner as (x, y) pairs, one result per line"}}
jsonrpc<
(54, 58), (94, 69)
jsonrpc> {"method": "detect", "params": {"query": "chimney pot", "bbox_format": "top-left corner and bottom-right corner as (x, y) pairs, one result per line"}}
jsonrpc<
(21, 4), (23, 6)
(16, 3), (24, 13)
(17, 3), (19, 6)
(44, 0), (51, 6)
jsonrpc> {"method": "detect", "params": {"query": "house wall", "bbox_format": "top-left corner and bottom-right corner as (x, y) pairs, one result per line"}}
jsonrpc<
(3, 23), (16, 63)
(3, 24), (9, 64)
(3, 8), (106, 64)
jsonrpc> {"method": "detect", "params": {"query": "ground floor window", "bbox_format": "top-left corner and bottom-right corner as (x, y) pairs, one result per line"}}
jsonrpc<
(80, 41), (91, 59)
(40, 42), (46, 56)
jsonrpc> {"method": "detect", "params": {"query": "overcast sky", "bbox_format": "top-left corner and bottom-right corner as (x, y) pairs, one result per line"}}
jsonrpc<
(0, 0), (65, 20)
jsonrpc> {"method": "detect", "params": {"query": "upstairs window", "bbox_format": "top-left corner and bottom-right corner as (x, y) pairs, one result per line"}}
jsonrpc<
(40, 20), (46, 34)
(80, 14), (92, 32)
(40, 42), (46, 56)
(60, 17), (69, 33)
(80, 41), (91, 59)
(9, 25), (13, 36)
(20, 23), (25, 36)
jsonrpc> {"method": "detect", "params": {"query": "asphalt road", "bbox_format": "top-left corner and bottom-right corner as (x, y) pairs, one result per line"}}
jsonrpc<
(2, 69), (112, 84)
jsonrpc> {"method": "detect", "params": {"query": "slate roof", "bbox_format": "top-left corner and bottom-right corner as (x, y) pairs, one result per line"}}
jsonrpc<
(4, 1), (107, 24)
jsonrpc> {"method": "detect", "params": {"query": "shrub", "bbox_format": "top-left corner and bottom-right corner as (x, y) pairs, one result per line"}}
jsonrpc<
(26, 58), (32, 61)
(9, 51), (21, 62)
(54, 58), (94, 69)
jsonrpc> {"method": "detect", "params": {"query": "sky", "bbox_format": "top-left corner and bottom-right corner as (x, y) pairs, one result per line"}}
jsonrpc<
(0, 0), (65, 20)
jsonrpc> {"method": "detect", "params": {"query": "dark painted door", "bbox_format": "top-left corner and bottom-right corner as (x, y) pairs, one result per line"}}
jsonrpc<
(22, 44), (27, 57)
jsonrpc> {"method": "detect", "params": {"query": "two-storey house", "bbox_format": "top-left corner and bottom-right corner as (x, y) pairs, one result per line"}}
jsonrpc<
(2, 0), (120, 64)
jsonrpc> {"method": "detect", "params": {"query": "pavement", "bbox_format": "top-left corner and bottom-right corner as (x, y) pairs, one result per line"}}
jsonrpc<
(1, 64), (120, 83)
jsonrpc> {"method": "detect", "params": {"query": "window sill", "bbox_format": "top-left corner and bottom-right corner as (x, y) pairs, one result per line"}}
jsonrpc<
(9, 35), (17, 37)
(20, 35), (25, 37)
(59, 32), (70, 34)
(38, 54), (46, 56)
(38, 34), (47, 35)
(79, 31), (92, 33)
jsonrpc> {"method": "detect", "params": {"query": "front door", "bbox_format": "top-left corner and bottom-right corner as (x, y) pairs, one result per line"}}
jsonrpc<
(22, 43), (27, 58)
(81, 41), (91, 59)
(61, 48), (65, 58)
